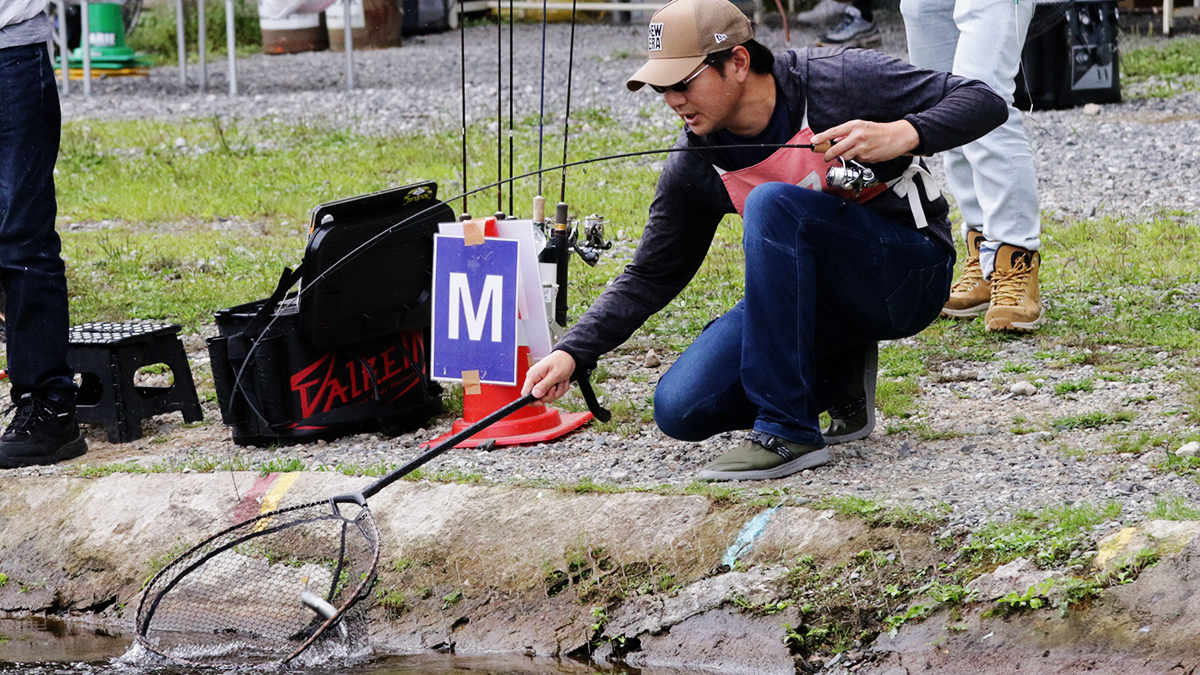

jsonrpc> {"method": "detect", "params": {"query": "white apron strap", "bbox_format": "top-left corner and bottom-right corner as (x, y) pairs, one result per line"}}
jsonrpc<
(886, 157), (941, 230)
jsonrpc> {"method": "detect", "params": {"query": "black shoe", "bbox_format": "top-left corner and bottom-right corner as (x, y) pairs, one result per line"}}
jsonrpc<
(0, 394), (88, 468)
(822, 342), (877, 445)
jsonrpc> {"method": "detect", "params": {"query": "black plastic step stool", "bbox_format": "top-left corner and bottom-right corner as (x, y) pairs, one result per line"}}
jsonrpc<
(68, 322), (204, 443)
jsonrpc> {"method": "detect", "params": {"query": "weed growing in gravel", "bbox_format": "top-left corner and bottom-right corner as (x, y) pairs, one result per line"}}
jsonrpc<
(813, 495), (946, 530)
(876, 377), (920, 419)
(1054, 379), (1094, 396)
(404, 468), (485, 484)
(1123, 36), (1200, 97)
(1050, 410), (1136, 431)
(1010, 414), (1037, 435)
(962, 501), (1121, 569)
(1176, 372), (1200, 423)
(1101, 430), (1176, 455)
(1147, 494), (1200, 520)
(255, 457), (305, 474)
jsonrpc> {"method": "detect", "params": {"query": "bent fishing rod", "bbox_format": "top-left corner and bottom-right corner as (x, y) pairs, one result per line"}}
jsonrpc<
(228, 140), (834, 427)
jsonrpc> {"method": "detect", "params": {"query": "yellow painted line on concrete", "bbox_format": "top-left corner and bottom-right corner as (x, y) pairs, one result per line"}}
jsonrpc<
(251, 472), (301, 532)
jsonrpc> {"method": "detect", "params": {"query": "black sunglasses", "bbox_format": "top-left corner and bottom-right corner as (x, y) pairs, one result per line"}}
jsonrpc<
(650, 63), (711, 94)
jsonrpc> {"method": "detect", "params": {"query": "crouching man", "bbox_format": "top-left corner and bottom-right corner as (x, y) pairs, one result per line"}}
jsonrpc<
(523, 0), (1006, 480)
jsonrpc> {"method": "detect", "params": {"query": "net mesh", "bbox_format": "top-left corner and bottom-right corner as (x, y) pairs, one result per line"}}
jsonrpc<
(135, 499), (381, 666)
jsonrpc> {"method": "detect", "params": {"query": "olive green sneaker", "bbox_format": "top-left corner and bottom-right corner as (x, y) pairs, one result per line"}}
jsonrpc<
(698, 430), (829, 481)
(822, 342), (877, 445)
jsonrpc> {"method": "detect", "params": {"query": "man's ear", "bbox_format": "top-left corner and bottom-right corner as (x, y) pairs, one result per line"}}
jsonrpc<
(731, 45), (752, 82)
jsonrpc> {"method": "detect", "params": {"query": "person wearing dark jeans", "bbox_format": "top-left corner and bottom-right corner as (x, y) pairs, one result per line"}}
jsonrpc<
(0, 1), (87, 468)
(521, 0), (1006, 481)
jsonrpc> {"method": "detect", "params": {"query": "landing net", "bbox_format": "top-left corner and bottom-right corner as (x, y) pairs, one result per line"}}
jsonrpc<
(134, 499), (381, 667)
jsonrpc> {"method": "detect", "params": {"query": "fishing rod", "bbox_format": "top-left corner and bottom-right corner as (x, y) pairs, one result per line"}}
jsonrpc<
(460, 0), (469, 218)
(227, 141), (834, 429)
(543, 0), (582, 329)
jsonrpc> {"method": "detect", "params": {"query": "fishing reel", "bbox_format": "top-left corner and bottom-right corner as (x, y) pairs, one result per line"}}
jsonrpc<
(826, 157), (878, 193)
(535, 212), (613, 267)
(571, 214), (614, 267)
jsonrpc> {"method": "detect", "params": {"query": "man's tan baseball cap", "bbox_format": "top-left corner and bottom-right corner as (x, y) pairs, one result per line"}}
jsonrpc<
(626, 0), (755, 91)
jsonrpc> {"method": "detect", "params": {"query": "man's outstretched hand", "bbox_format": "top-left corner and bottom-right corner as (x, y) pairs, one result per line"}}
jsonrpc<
(521, 350), (576, 404)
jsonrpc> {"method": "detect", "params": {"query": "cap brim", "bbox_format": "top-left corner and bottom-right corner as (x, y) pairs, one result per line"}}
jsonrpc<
(626, 55), (707, 91)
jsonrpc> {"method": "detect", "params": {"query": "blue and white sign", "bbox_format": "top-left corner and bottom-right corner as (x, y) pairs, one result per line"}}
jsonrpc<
(431, 234), (520, 385)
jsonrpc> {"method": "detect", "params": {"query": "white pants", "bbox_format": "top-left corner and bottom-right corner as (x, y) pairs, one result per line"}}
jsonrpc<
(901, 0), (1041, 277)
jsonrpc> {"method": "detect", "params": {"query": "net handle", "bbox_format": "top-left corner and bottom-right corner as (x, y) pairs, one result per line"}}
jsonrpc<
(335, 392), (538, 504)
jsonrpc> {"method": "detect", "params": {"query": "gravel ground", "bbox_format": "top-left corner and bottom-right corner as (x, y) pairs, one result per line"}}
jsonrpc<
(15, 12), (1200, 537)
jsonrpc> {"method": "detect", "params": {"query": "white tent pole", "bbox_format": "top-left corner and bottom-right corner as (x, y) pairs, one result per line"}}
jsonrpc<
(226, 0), (237, 95)
(198, 0), (207, 91)
(56, 0), (68, 94)
(81, 0), (90, 97)
(176, 0), (187, 90)
(343, 0), (354, 90)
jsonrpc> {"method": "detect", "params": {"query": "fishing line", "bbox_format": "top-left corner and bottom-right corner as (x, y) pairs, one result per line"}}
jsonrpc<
(228, 141), (831, 427)
(558, 0), (579, 204)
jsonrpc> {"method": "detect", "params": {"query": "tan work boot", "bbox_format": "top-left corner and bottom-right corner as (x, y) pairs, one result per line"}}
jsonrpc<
(941, 229), (990, 318)
(985, 244), (1045, 332)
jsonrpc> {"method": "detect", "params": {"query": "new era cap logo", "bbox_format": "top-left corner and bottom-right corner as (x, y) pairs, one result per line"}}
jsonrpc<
(714, 33), (728, 43)
(648, 23), (663, 51)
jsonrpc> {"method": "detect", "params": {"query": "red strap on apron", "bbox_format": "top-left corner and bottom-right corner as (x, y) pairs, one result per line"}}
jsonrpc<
(715, 126), (886, 217)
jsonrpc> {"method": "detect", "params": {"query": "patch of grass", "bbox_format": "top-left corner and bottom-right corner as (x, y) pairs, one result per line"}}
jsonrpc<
(1122, 36), (1200, 96)
(1050, 410), (1136, 431)
(962, 501), (1122, 568)
(561, 478), (625, 494)
(813, 495), (945, 530)
(1101, 430), (1175, 455)
(1054, 378), (1094, 396)
(258, 457), (306, 474)
(1147, 494), (1200, 520)
(877, 377), (921, 419)
(73, 462), (152, 478)
(880, 345), (927, 378)
(1178, 371), (1200, 423)
(407, 467), (485, 484)
(1010, 414), (1038, 435)
(64, 227), (296, 331)
(1001, 362), (1032, 374)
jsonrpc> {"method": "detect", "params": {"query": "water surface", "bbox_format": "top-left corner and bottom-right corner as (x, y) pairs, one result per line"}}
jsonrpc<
(0, 618), (695, 674)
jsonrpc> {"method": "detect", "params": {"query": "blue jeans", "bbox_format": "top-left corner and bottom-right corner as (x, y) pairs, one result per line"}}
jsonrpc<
(654, 183), (952, 447)
(0, 43), (76, 404)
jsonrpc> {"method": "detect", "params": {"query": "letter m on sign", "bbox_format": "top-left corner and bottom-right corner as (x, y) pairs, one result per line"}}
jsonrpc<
(448, 273), (504, 342)
(431, 234), (520, 386)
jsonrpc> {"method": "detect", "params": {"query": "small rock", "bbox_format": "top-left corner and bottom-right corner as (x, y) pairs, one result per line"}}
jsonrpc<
(1083, 103), (1102, 115)
(1143, 450), (1168, 466)
(174, 136), (187, 148)
(1176, 441), (1200, 459)
(643, 349), (661, 368)
(1009, 381), (1037, 396)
